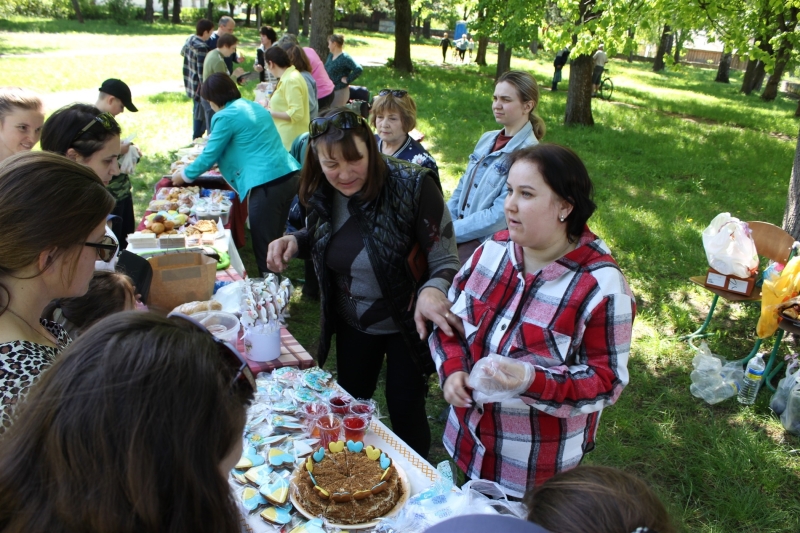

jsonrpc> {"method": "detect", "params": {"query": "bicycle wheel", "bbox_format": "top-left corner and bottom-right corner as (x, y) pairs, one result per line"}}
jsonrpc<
(599, 78), (614, 101)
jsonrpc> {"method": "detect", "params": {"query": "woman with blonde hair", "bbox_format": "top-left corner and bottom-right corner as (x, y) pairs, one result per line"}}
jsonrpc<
(370, 88), (439, 187)
(447, 70), (545, 263)
(0, 87), (44, 163)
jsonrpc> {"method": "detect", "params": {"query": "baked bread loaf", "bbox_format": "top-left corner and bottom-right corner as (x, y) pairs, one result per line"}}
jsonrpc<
(172, 300), (222, 315)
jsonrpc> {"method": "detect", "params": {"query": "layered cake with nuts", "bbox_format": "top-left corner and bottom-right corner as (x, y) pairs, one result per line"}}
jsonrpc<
(292, 440), (403, 524)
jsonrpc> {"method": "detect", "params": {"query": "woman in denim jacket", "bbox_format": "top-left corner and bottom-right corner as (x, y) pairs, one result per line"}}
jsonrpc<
(447, 71), (545, 262)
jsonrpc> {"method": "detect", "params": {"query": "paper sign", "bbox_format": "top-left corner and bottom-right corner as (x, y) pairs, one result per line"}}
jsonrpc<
(727, 278), (750, 294)
(706, 271), (726, 288)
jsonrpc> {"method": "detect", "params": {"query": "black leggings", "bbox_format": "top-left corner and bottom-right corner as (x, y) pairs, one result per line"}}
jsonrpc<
(333, 315), (431, 458)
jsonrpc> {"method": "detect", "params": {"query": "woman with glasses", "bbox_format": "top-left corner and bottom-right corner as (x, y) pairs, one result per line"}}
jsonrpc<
(172, 73), (300, 275)
(447, 70), (545, 263)
(0, 87), (44, 164)
(0, 151), (115, 434)
(0, 311), (255, 532)
(370, 88), (439, 188)
(40, 103), (122, 186)
(267, 108), (460, 458)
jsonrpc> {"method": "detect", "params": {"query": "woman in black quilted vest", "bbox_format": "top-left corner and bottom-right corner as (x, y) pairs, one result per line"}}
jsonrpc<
(267, 108), (460, 457)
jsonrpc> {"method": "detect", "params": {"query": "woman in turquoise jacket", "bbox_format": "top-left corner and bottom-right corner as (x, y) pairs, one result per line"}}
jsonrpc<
(172, 72), (300, 275)
(447, 70), (545, 263)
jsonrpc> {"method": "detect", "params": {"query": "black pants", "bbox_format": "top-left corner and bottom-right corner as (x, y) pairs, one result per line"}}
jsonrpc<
(442, 46), (449, 62)
(248, 172), (299, 276)
(318, 92), (335, 113)
(110, 195), (135, 249)
(334, 315), (431, 458)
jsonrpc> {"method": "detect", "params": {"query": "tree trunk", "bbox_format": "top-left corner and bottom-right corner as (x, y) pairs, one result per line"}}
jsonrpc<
(393, 0), (413, 72)
(228, 2), (233, 17)
(495, 43), (512, 78)
(245, 4), (251, 26)
(171, 0), (180, 23)
(752, 61), (766, 92)
(288, 0), (300, 34)
(528, 24), (538, 54)
(564, 53), (594, 126)
(71, 0), (84, 22)
(144, 0), (154, 22)
(715, 52), (732, 83)
(795, 99), (800, 117)
(162, 0), (168, 21)
(207, 1), (213, 20)
(255, 4), (261, 27)
(762, 41), (793, 101)
(476, 36), (488, 66)
(741, 60), (758, 93)
(782, 127), (800, 240)
(310, 0), (335, 62)
(422, 17), (431, 38)
(673, 30), (684, 63)
(302, 0), (310, 36)
(627, 27), (635, 62)
(653, 24), (671, 72)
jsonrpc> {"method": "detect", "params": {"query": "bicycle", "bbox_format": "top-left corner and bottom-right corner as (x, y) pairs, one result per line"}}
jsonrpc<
(598, 72), (614, 101)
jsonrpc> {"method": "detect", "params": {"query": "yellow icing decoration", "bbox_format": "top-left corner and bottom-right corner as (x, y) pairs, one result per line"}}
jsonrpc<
(305, 457), (313, 472)
(243, 487), (259, 499)
(328, 440), (345, 453)
(365, 446), (381, 461)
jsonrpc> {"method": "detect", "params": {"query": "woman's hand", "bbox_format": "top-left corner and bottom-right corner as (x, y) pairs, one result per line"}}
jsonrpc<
(171, 168), (186, 186)
(267, 235), (299, 272)
(255, 63), (264, 72)
(233, 67), (246, 78)
(341, 77), (348, 84)
(443, 371), (473, 408)
(414, 287), (464, 340)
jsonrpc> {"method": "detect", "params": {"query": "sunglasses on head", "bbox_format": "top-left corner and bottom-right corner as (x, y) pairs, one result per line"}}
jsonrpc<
(167, 312), (257, 393)
(72, 112), (115, 144)
(84, 234), (120, 263)
(309, 110), (367, 139)
(378, 89), (408, 98)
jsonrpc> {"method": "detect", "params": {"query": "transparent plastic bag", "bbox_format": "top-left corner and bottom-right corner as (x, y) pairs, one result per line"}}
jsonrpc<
(701, 213), (758, 278)
(467, 354), (535, 407)
(770, 359), (799, 415)
(780, 379), (800, 435)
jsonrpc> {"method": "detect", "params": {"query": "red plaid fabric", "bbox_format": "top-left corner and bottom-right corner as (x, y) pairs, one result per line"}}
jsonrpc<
(430, 227), (635, 496)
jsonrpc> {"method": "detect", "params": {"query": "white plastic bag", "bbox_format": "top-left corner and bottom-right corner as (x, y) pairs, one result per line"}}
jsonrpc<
(770, 359), (799, 415)
(467, 354), (535, 407)
(211, 279), (245, 314)
(701, 213), (758, 278)
(119, 143), (141, 175)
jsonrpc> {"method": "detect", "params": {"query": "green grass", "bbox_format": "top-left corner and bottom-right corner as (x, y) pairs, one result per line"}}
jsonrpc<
(4, 19), (800, 532)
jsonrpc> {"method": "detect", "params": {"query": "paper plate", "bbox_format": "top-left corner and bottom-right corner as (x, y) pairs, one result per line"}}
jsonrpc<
(289, 461), (410, 530)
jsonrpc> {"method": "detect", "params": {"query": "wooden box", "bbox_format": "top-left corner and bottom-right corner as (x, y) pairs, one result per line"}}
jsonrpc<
(704, 267), (756, 296)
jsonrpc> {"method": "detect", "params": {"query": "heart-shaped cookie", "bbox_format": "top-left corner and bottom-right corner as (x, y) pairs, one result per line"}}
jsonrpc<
(379, 453), (391, 469)
(244, 464), (273, 486)
(305, 457), (314, 473)
(235, 446), (265, 469)
(242, 486), (267, 511)
(328, 440), (345, 453)
(365, 446), (381, 461)
(312, 447), (325, 462)
(346, 440), (364, 453)
(260, 505), (292, 525)
(260, 476), (289, 505)
(231, 469), (248, 485)
(268, 447), (294, 466)
(289, 518), (326, 533)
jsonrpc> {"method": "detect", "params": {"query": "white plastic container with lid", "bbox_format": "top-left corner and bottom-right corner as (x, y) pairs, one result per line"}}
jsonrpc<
(191, 311), (240, 343)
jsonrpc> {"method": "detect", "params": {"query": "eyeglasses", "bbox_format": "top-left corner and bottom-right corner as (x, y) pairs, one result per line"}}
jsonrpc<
(167, 312), (257, 393)
(72, 112), (115, 144)
(309, 110), (367, 139)
(84, 235), (120, 263)
(378, 89), (408, 98)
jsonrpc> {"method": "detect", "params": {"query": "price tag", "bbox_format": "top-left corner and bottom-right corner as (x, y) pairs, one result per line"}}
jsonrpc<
(706, 271), (726, 288)
(727, 278), (750, 294)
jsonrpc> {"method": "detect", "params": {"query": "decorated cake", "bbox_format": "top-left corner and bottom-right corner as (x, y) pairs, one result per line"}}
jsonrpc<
(292, 440), (404, 525)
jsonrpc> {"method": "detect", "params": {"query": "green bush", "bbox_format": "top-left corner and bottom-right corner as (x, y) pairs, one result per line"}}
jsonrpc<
(0, 0), (72, 18)
(106, 0), (133, 24)
(180, 7), (231, 24)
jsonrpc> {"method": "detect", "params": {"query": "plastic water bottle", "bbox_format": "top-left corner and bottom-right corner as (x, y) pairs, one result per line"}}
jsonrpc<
(738, 353), (766, 405)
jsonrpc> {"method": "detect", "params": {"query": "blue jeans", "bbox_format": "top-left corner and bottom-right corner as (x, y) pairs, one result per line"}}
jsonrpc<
(192, 98), (205, 140)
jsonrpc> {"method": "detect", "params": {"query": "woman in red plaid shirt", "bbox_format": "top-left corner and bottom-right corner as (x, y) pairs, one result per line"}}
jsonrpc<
(430, 144), (635, 497)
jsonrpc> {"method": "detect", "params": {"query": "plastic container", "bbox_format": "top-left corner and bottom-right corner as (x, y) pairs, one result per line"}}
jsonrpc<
(191, 311), (240, 343)
(738, 353), (766, 405)
(243, 326), (281, 362)
(197, 210), (230, 226)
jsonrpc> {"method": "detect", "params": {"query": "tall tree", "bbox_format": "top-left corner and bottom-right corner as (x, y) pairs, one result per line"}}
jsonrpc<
(394, 0), (414, 72)
(245, 4), (251, 26)
(783, 128), (800, 239)
(162, 0), (168, 21)
(310, 0), (335, 61)
(71, 0), (84, 22)
(144, 0), (154, 22)
(207, 1), (214, 20)
(715, 51), (732, 83)
(302, 0), (311, 36)
(289, 0), (300, 34)
(652, 24), (672, 72)
(171, 0), (181, 23)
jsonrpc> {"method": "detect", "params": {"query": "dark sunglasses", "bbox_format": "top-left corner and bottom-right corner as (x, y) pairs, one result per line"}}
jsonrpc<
(378, 89), (408, 98)
(309, 110), (367, 139)
(72, 112), (115, 144)
(84, 234), (120, 263)
(167, 312), (257, 393)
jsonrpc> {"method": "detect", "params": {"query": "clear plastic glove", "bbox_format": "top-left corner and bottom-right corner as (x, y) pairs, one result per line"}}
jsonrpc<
(467, 354), (535, 406)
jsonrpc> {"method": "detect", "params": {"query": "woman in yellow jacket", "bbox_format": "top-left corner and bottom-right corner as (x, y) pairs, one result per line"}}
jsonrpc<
(265, 46), (309, 150)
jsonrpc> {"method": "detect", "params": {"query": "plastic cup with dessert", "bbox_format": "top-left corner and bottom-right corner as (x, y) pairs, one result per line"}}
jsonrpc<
(348, 398), (377, 423)
(343, 414), (368, 443)
(303, 401), (331, 437)
(315, 414), (342, 449)
(327, 393), (353, 416)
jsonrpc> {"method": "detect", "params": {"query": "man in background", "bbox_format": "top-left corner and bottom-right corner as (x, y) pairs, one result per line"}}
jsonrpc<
(95, 78), (139, 248)
(182, 18), (213, 140)
(552, 47), (570, 91)
(207, 16), (244, 73)
(592, 44), (608, 97)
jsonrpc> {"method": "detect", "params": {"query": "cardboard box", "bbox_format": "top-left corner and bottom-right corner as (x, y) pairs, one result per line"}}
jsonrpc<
(704, 267), (756, 296)
(147, 252), (217, 312)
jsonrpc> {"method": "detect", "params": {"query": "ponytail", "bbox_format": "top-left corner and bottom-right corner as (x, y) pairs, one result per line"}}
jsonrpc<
(497, 70), (545, 141)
